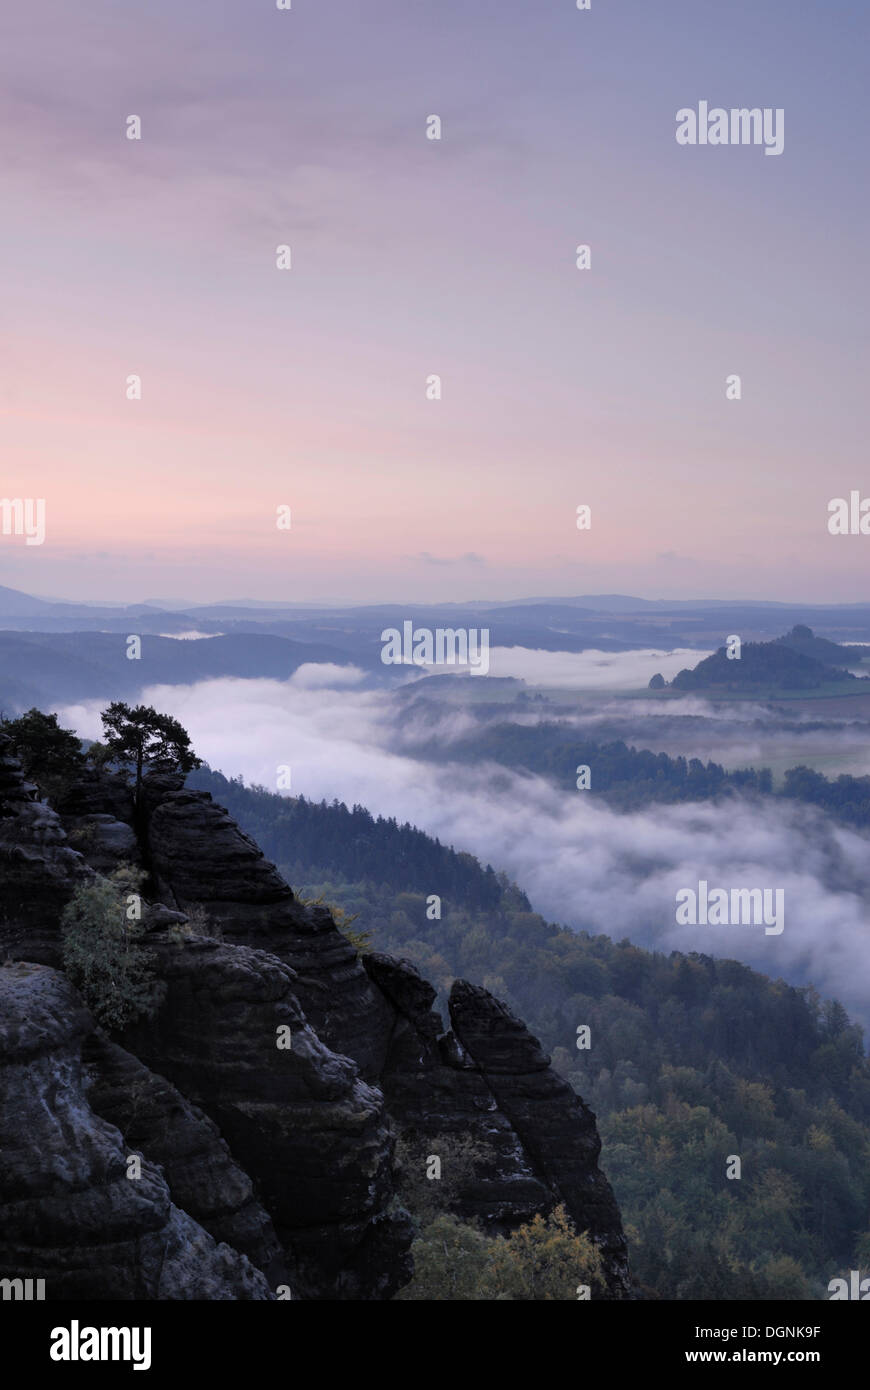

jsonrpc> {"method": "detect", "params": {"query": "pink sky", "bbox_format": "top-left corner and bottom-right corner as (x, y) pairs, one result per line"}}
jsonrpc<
(1, 0), (867, 604)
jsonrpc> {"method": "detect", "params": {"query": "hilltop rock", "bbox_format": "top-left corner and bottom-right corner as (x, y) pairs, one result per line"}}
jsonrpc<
(671, 638), (862, 692)
(360, 953), (631, 1294)
(0, 755), (633, 1299)
(449, 978), (632, 1297)
(56, 767), (135, 823)
(141, 772), (395, 1082)
(135, 772), (632, 1296)
(364, 952), (552, 1228)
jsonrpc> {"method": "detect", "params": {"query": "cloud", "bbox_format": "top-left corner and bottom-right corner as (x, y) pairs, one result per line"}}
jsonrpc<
(421, 689), (870, 779)
(483, 646), (711, 689)
(57, 674), (870, 1030)
(413, 552), (487, 567)
(655, 551), (694, 564)
(288, 662), (367, 689)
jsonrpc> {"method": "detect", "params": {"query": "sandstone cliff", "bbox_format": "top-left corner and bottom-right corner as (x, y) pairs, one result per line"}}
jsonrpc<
(0, 738), (631, 1299)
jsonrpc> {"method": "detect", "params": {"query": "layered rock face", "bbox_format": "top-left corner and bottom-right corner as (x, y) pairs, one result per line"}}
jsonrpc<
(0, 733), (88, 964)
(0, 751), (632, 1299)
(0, 964), (271, 1300)
(364, 952), (554, 1229)
(136, 772), (631, 1296)
(82, 1032), (286, 1285)
(449, 980), (632, 1296)
(57, 769), (140, 874)
(121, 936), (411, 1299)
(141, 775), (395, 1082)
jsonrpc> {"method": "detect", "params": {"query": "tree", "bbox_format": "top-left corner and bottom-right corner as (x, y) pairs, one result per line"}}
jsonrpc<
(761, 1255), (813, 1300)
(61, 865), (164, 1030)
(393, 1214), (492, 1300)
(396, 1205), (606, 1300)
(394, 1132), (491, 1227)
(298, 893), (373, 954)
(1, 708), (85, 801)
(100, 703), (201, 804)
(480, 1206), (605, 1300)
(85, 740), (114, 771)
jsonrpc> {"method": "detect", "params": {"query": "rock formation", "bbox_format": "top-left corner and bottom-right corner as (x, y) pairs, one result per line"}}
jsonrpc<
(0, 746), (632, 1299)
(82, 1031), (286, 1285)
(0, 963), (270, 1300)
(0, 732), (88, 965)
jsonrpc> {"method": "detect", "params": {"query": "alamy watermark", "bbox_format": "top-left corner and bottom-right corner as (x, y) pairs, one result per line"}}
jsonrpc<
(828, 492), (870, 535)
(50, 1322), (151, 1371)
(381, 621), (490, 675)
(0, 1277), (45, 1299)
(828, 1271), (870, 1299)
(675, 103), (784, 156)
(675, 880), (784, 935)
(0, 497), (45, 545)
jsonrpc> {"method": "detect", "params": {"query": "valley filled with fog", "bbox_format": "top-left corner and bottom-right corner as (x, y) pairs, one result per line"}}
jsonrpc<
(54, 640), (870, 1029)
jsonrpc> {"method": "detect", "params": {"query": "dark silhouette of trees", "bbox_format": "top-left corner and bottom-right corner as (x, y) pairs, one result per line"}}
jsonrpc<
(1, 707), (85, 799)
(101, 702), (201, 804)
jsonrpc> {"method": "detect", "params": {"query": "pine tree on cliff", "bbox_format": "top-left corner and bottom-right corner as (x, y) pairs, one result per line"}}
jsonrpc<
(0, 707), (85, 800)
(100, 702), (201, 806)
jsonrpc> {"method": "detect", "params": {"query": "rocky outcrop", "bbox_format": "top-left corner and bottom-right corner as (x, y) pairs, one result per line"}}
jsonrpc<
(0, 963), (271, 1300)
(56, 769), (141, 874)
(57, 767), (135, 824)
(136, 771), (631, 1297)
(83, 1032), (287, 1286)
(141, 774), (395, 1082)
(62, 813), (140, 874)
(120, 935), (412, 1299)
(0, 757), (632, 1300)
(449, 979), (632, 1297)
(364, 952), (553, 1228)
(0, 735), (88, 964)
(362, 953), (632, 1294)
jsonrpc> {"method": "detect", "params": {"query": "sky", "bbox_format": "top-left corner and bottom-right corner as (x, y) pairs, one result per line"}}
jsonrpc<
(2, 0), (869, 604)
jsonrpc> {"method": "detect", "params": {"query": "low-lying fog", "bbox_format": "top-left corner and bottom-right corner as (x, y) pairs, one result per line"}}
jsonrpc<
(57, 646), (870, 1029)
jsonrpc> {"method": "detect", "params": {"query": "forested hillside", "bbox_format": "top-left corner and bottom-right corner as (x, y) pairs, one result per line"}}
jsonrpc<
(402, 720), (870, 826)
(186, 768), (509, 908)
(668, 632), (867, 693)
(775, 624), (865, 667)
(191, 765), (870, 1299)
(406, 723), (774, 807)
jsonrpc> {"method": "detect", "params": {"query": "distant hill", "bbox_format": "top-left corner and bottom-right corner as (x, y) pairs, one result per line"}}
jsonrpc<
(0, 583), (62, 617)
(0, 630), (358, 711)
(670, 636), (865, 692)
(775, 624), (866, 668)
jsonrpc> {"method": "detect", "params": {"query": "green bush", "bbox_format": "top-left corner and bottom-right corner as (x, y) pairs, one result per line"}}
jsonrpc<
(396, 1205), (605, 1301)
(61, 866), (163, 1030)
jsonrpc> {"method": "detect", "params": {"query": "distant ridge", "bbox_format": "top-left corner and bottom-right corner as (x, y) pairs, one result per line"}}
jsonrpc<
(5, 581), (870, 618)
